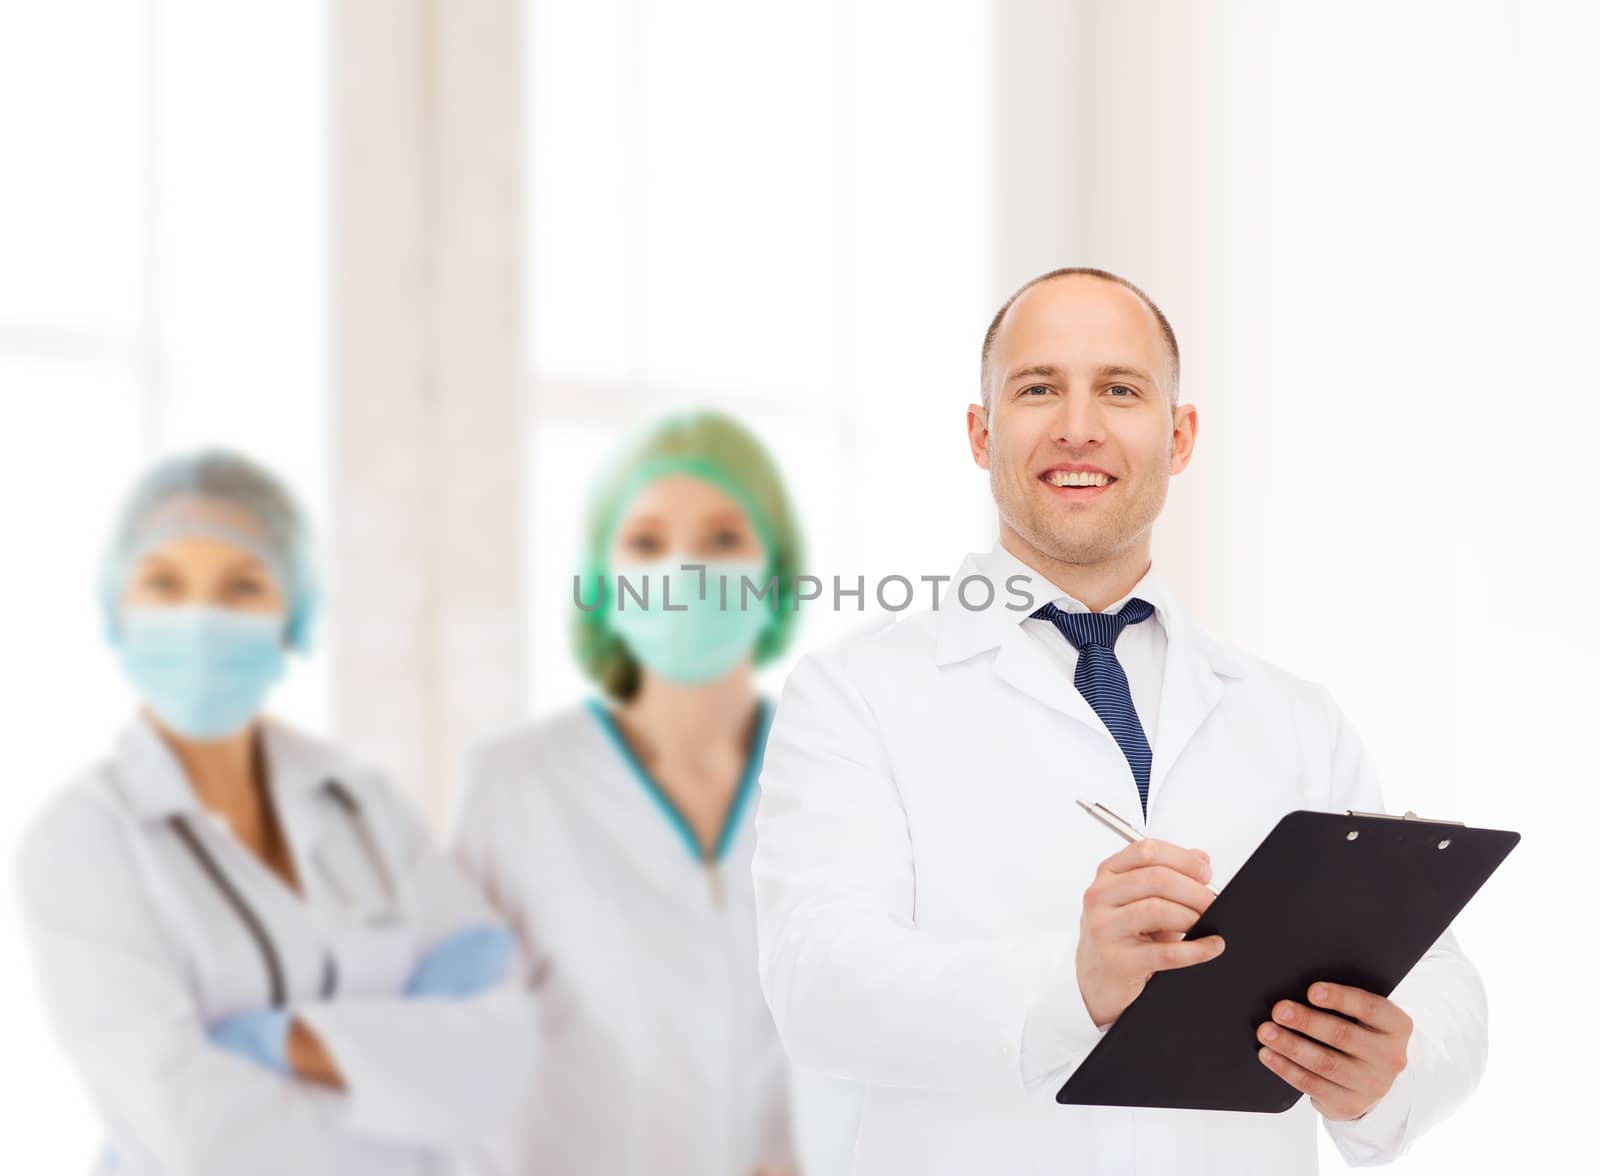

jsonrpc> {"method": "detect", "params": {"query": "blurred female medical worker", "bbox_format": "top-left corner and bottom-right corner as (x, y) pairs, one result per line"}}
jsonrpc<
(14, 450), (536, 1176)
(454, 412), (803, 1176)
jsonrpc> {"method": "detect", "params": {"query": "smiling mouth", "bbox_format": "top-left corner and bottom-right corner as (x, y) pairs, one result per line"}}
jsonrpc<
(1040, 470), (1116, 488)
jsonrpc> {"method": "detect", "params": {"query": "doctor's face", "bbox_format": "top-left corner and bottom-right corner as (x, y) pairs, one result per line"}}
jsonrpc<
(122, 536), (287, 618)
(968, 276), (1197, 569)
(608, 474), (766, 568)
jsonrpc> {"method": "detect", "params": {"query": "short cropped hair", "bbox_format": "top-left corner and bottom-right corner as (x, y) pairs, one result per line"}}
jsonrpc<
(980, 267), (1180, 404)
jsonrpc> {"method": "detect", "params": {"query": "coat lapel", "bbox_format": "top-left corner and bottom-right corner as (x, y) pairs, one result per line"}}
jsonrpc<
(1145, 605), (1250, 813)
(258, 721), (372, 900)
(935, 547), (1253, 818)
(112, 717), (201, 822)
(990, 624), (1108, 735)
(934, 550), (1109, 737)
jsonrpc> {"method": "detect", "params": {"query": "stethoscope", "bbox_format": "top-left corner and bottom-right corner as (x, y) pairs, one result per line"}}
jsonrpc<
(168, 778), (401, 1009)
(310, 779), (403, 923)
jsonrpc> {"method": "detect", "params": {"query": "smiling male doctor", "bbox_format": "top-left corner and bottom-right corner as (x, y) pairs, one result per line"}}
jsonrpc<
(752, 268), (1486, 1174)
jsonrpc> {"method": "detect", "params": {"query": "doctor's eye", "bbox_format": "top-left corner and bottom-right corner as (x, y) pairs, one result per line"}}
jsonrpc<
(221, 575), (268, 601)
(1019, 384), (1053, 397)
(136, 569), (183, 595)
(1106, 384), (1137, 399)
(620, 532), (665, 557)
(706, 526), (751, 551)
(694, 509), (759, 557)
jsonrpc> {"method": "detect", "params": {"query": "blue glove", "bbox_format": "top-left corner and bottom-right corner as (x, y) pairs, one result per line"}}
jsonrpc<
(405, 924), (517, 998)
(207, 1008), (293, 1075)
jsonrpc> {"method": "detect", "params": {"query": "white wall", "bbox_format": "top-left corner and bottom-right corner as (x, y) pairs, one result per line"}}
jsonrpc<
(522, 0), (994, 713)
(0, 1), (1593, 1170)
(0, 3), (328, 1166)
(992, 3), (1597, 1170)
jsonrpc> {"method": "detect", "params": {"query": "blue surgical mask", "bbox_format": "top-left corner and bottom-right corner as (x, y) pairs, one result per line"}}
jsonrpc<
(116, 606), (287, 740)
(608, 558), (772, 685)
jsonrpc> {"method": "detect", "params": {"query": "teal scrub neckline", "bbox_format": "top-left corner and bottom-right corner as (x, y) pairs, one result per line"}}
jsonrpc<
(584, 696), (772, 864)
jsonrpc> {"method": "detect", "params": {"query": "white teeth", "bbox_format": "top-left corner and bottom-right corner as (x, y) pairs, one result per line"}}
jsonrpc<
(1045, 470), (1111, 487)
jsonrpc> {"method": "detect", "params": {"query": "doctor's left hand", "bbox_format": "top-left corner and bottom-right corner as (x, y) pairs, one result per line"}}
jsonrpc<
(208, 1009), (344, 1087)
(405, 924), (517, 998)
(1256, 981), (1413, 1121)
(208, 1008), (293, 1075)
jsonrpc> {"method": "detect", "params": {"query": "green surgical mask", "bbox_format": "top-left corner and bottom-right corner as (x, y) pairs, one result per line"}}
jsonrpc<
(608, 557), (773, 684)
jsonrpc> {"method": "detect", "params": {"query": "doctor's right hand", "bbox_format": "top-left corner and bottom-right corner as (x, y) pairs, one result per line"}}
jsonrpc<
(1076, 838), (1225, 1028)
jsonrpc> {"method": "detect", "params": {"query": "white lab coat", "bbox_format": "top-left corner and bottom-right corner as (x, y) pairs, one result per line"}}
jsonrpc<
(452, 700), (794, 1176)
(13, 716), (538, 1176)
(753, 548), (1488, 1175)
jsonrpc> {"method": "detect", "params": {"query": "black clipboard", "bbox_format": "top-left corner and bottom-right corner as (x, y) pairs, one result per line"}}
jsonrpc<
(1055, 809), (1519, 1113)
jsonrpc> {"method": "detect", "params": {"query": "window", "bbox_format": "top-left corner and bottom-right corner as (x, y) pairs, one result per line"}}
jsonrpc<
(523, 0), (995, 711)
(0, 5), (326, 1164)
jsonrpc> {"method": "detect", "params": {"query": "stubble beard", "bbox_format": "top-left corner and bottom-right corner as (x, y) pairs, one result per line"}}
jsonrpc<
(991, 464), (1170, 571)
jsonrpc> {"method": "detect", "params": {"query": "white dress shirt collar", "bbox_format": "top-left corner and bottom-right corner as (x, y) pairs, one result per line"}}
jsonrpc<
(977, 541), (1172, 629)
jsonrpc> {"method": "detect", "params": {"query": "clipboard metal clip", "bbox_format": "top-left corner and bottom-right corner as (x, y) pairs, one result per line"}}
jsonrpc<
(1344, 809), (1467, 827)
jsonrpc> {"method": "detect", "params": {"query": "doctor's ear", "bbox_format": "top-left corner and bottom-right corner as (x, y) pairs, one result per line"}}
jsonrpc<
(966, 402), (992, 470)
(1167, 402), (1198, 475)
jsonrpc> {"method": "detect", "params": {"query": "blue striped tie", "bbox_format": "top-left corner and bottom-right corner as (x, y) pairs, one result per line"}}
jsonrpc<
(1032, 598), (1157, 816)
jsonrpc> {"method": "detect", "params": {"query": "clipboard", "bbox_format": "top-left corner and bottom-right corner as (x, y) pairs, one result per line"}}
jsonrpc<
(1055, 809), (1520, 1113)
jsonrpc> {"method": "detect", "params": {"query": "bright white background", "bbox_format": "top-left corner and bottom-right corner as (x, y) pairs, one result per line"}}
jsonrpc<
(522, 0), (992, 711)
(0, 2), (328, 1166)
(1, 1), (1595, 1171)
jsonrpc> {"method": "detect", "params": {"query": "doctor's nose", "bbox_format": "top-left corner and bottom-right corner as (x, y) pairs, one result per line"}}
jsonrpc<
(1050, 390), (1108, 449)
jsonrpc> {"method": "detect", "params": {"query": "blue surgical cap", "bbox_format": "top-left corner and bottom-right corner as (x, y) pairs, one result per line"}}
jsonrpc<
(100, 449), (319, 651)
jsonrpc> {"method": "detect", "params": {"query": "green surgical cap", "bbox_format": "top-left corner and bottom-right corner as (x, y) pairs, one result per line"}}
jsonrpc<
(573, 411), (805, 700)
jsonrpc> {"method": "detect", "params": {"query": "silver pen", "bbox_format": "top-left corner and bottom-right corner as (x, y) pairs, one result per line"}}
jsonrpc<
(1075, 799), (1220, 895)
